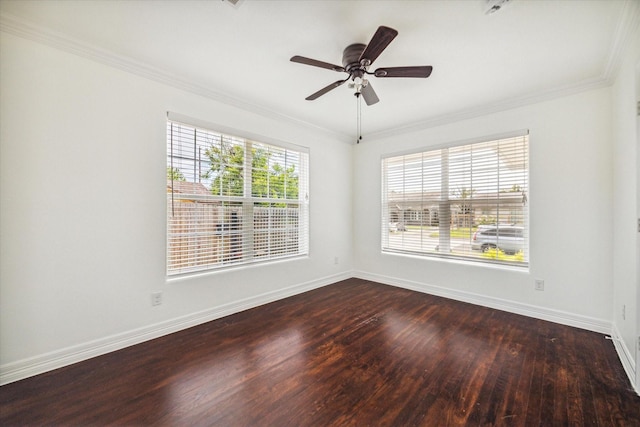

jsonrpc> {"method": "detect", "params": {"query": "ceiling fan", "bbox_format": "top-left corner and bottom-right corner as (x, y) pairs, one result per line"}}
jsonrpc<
(290, 26), (433, 106)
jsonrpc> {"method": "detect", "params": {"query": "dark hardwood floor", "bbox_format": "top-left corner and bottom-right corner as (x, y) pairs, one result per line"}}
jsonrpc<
(1, 278), (639, 426)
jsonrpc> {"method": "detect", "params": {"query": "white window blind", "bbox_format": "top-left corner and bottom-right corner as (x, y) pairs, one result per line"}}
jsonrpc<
(167, 120), (309, 276)
(382, 133), (529, 267)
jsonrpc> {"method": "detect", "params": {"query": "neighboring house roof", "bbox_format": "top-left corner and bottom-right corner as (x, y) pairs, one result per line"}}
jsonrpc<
(388, 191), (526, 209)
(167, 180), (210, 196)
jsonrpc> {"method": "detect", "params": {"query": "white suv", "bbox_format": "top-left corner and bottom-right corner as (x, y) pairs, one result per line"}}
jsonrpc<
(471, 225), (524, 255)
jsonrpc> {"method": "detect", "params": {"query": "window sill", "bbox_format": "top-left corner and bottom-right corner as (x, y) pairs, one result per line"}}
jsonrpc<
(166, 254), (310, 284)
(381, 249), (529, 273)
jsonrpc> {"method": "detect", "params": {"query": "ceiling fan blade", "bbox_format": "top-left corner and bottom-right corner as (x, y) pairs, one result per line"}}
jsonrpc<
(361, 82), (379, 106)
(358, 26), (398, 66)
(305, 79), (347, 100)
(374, 66), (433, 78)
(290, 55), (345, 72)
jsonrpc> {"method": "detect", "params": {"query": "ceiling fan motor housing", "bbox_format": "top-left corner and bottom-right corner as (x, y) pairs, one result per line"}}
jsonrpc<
(342, 43), (367, 72)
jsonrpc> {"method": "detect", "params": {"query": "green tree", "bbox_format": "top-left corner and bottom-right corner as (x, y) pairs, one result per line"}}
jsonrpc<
(452, 187), (475, 228)
(202, 141), (245, 196)
(167, 167), (185, 181)
(269, 163), (299, 199)
(251, 148), (271, 197)
(203, 142), (299, 201)
(502, 184), (522, 193)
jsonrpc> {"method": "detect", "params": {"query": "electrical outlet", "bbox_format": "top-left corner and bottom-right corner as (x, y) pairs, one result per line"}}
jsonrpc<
(151, 291), (162, 306)
(622, 304), (626, 320)
(534, 279), (544, 291)
(334, 256), (339, 265)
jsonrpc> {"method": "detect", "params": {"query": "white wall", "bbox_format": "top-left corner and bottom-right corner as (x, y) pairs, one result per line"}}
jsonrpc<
(0, 33), (353, 382)
(611, 20), (640, 389)
(1, 14), (636, 390)
(353, 87), (614, 329)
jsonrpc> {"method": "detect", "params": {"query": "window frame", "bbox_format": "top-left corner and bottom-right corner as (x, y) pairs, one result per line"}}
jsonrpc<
(381, 131), (529, 269)
(166, 113), (309, 277)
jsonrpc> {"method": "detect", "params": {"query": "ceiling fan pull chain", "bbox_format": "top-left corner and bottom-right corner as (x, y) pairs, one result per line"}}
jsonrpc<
(356, 92), (362, 144)
(359, 94), (363, 143)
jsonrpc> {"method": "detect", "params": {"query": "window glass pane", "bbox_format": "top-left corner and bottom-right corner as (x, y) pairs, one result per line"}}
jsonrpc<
(253, 203), (300, 259)
(382, 134), (529, 268)
(167, 121), (309, 276)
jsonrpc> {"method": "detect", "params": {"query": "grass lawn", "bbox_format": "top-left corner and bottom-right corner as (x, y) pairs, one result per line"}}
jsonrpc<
(409, 227), (477, 239)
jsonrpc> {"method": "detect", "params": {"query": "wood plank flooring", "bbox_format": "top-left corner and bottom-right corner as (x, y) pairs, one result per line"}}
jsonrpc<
(1, 278), (639, 426)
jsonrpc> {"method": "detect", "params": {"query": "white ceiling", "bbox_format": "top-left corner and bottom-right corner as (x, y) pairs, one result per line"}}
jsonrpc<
(0, 0), (632, 142)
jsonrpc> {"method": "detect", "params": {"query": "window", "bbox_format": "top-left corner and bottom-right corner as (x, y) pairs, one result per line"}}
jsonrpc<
(167, 118), (309, 276)
(382, 133), (529, 268)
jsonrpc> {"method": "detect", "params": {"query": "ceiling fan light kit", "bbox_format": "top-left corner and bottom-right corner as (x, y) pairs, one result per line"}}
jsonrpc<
(290, 25), (433, 143)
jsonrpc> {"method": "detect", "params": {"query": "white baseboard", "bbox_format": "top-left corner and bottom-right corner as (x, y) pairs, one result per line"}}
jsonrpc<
(0, 271), (352, 386)
(610, 324), (639, 395)
(358, 271), (639, 394)
(4, 271), (632, 394)
(353, 270), (612, 334)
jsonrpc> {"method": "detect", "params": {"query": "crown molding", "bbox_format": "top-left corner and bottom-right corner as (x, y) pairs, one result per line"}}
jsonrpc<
(365, 75), (608, 141)
(603, 0), (640, 84)
(0, 12), (353, 144)
(1, 2), (636, 145)
(366, 0), (639, 142)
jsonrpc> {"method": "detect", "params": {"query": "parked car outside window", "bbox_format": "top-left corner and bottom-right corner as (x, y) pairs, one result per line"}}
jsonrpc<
(471, 225), (524, 255)
(388, 222), (407, 232)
